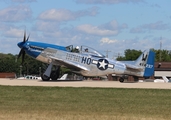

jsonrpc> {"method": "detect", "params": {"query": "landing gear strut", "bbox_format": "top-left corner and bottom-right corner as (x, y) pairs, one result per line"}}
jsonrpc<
(41, 74), (50, 81)
(41, 63), (60, 81)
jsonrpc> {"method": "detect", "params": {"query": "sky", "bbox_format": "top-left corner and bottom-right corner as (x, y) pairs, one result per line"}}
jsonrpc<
(0, 0), (171, 58)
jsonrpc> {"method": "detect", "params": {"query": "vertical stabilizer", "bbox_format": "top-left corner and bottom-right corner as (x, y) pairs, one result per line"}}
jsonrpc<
(135, 50), (155, 77)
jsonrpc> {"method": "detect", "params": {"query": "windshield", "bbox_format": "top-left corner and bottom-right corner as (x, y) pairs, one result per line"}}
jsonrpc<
(80, 45), (105, 57)
(65, 45), (105, 57)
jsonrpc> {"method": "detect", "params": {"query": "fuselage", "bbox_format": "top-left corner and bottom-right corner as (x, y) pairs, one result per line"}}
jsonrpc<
(18, 41), (144, 77)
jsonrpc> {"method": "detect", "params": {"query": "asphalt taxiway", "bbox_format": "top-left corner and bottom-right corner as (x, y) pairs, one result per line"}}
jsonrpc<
(0, 78), (171, 89)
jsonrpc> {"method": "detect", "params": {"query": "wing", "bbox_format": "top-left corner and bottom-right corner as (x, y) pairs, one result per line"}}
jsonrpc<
(49, 56), (90, 71)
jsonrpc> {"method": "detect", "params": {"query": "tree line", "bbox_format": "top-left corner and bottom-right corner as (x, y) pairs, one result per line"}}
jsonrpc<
(117, 49), (171, 62)
(0, 53), (44, 76)
(0, 49), (171, 77)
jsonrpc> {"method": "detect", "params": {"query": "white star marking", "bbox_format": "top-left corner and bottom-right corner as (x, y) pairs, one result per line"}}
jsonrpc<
(99, 60), (107, 69)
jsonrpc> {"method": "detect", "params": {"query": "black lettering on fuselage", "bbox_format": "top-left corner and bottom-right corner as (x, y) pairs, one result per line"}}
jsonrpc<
(81, 57), (91, 65)
(82, 57), (87, 64)
(87, 58), (91, 65)
(66, 53), (81, 62)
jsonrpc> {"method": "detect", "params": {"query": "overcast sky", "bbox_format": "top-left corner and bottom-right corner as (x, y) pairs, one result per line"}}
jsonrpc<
(0, 0), (171, 58)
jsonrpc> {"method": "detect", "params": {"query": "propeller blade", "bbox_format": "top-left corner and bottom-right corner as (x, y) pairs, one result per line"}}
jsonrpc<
(23, 31), (26, 42)
(18, 48), (24, 59)
(18, 31), (29, 65)
(21, 50), (25, 65)
(26, 34), (30, 41)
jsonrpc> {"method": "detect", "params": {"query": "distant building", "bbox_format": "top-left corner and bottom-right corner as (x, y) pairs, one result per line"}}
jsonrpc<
(0, 72), (16, 78)
(154, 62), (171, 78)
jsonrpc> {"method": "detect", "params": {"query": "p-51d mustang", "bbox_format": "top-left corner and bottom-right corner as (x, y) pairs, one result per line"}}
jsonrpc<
(17, 32), (155, 82)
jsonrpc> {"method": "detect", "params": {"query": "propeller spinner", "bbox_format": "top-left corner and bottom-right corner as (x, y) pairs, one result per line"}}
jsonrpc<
(17, 31), (30, 65)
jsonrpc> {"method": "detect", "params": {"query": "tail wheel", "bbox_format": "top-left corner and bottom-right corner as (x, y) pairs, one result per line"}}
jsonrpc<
(41, 74), (50, 81)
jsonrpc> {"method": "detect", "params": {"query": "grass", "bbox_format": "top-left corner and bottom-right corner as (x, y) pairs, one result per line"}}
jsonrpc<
(0, 86), (171, 120)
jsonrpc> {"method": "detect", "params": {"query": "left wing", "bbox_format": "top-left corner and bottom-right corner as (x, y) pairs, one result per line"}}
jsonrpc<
(49, 56), (90, 71)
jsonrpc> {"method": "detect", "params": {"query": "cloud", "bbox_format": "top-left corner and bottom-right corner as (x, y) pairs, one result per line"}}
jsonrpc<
(150, 3), (161, 8)
(77, 24), (118, 36)
(130, 27), (145, 33)
(0, 23), (26, 39)
(100, 20), (128, 30)
(38, 7), (99, 22)
(39, 9), (76, 21)
(75, 0), (144, 4)
(142, 21), (170, 30)
(2, 27), (24, 38)
(34, 21), (61, 32)
(130, 21), (170, 33)
(100, 38), (118, 44)
(76, 20), (126, 36)
(97, 37), (166, 58)
(0, 23), (10, 31)
(0, 5), (32, 22)
(34, 19), (126, 40)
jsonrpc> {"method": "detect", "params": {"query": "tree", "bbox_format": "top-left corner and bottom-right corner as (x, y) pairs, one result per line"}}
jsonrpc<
(116, 49), (171, 62)
(0, 53), (45, 76)
(117, 49), (142, 61)
(152, 49), (171, 62)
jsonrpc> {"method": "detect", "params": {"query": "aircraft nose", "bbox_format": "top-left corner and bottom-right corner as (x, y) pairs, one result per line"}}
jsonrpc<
(17, 42), (24, 48)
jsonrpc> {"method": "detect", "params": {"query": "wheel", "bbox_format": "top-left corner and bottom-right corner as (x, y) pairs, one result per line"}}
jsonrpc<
(50, 71), (60, 80)
(41, 74), (50, 81)
(119, 77), (124, 83)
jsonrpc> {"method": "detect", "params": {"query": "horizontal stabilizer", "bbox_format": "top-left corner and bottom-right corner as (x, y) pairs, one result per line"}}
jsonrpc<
(125, 64), (143, 70)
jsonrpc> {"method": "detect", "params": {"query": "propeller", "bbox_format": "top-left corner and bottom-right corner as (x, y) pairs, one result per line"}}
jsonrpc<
(17, 31), (30, 65)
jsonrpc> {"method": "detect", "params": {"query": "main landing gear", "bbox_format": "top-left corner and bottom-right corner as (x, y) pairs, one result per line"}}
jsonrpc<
(41, 63), (60, 81)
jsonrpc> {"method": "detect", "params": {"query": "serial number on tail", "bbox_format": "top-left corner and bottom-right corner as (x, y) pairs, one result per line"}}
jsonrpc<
(146, 64), (153, 68)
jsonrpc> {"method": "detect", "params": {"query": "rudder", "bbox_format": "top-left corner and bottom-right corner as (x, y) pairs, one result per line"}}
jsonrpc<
(143, 50), (155, 77)
(135, 49), (155, 77)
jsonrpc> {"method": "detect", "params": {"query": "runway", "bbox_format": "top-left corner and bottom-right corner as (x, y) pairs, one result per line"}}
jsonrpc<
(0, 78), (171, 89)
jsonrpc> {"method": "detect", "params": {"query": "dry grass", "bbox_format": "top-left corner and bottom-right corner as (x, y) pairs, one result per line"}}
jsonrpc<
(0, 86), (171, 120)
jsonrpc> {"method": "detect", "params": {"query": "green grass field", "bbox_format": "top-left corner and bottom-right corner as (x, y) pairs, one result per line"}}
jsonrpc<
(0, 86), (171, 120)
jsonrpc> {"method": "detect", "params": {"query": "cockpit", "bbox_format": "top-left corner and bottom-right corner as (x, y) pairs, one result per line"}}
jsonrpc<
(65, 45), (105, 58)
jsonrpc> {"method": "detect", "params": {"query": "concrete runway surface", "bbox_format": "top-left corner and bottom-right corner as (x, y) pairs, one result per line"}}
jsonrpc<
(0, 78), (171, 89)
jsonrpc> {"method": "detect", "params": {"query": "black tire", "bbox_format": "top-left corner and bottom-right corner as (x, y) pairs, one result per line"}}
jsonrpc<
(119, 77), (124, 83)
(50, 71), (60, 80)
(133, 76), (139, 82)
(41, 74), (50, 81)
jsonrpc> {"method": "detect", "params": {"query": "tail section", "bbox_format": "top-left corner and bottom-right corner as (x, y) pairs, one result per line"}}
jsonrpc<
(135, 49), (155, 77)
